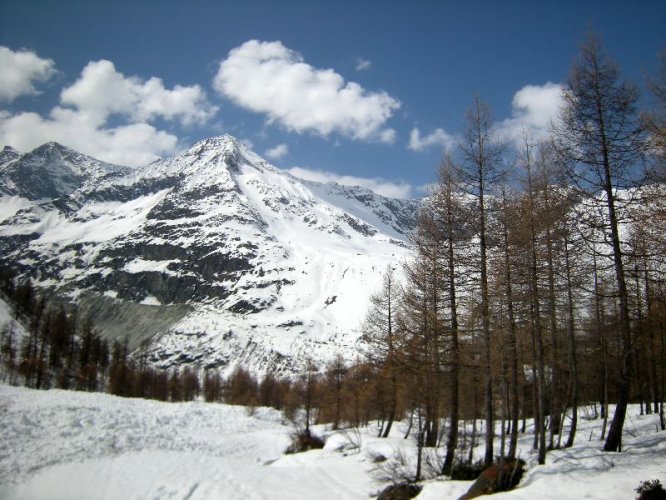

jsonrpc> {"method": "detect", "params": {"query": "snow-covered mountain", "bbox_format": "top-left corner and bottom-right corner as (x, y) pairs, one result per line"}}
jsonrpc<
(0, 136), (418, 374)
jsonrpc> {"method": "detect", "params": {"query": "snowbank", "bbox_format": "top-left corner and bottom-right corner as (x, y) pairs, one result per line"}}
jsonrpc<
(1, 384), (664, 499)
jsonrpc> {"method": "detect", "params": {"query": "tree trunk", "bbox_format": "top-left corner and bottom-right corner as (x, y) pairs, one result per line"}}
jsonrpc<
(564, 230), (579, 448)
(601, 153), (632, 453)
(442, 192), (460, 475)
(501, 197), (520, 459)
(527, 161), (547, 465)
(479, 184), (494, 466)
(545, 222), (561, 450)
(659, 320), (666, 431)
(382, 372), (396, 438)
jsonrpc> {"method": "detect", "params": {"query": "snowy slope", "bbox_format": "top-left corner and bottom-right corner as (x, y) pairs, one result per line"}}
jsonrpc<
(2, 384), (664, 499)
(0, 136), (418, 374)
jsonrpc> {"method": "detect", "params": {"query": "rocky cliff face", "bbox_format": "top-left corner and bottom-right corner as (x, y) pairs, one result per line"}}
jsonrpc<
(0, 136), (418, 375)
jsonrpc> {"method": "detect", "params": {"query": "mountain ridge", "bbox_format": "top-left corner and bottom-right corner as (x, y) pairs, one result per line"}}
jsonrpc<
(0, 136), (418, 374)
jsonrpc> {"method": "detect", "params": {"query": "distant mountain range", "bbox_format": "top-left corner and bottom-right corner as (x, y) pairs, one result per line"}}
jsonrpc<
(0, 136), (419, 375)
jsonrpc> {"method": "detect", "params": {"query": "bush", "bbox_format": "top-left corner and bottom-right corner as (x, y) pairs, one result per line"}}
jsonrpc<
(372, 447), (414, 484)
(334, 428), (362, 455)
(285, 428), (325, 454)
(377, 482), (422, 500)
(636, 480), (666, 500)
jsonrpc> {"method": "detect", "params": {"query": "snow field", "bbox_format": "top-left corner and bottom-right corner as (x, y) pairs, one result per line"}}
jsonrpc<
(0, 384), (390, 499)
(2, 384), (665, 499)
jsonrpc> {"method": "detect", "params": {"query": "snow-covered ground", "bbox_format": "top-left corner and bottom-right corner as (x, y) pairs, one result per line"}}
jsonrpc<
(1, 384), (664, 499)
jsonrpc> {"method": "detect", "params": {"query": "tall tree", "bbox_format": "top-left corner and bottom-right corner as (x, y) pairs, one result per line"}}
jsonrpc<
(401, 203), (446, 449)
(457, 97), (504, 466)
(563, 218), (580, 448)
(362, 266), (402, 437)
(496, 183), (521, 459)
(553, 34), (645, 452)
(435, 158), (465, 474)
(521, 137), (548, 465)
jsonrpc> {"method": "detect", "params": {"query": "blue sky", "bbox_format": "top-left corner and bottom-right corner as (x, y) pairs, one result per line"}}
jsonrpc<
(1, 0), (664, 198)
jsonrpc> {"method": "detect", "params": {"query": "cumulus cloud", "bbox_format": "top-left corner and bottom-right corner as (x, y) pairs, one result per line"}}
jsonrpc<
(408, 127), (457, 152)
(0, 109), (177, 166)
(60, 60), (217, 126)
(0, 57), (218, 166)
(0, 46), (57, 102)
(265, 143), (289, 160)
(496, 82), (564, 147)
(213, 40), (400, 142)
(287, 166), (412, 199)
(355, 58), (372, 71)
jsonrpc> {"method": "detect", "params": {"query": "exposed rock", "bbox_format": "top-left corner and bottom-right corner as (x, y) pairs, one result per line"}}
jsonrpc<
(459, 458), (526, 500)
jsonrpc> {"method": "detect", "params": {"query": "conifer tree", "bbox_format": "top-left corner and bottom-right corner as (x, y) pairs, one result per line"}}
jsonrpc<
(553, 34), (645, 452)
(457, 97), (505, 466)
(362, 266), (402, 437)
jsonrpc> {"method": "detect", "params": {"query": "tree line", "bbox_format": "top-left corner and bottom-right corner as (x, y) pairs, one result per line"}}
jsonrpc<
(0, 266), (403, 431)
(0, 267), (204, 402)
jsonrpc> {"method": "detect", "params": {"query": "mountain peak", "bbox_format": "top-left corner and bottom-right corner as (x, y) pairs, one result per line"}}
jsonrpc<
(31, 141), (76, 157)
(0, 146), (20, 167)
(176, 134), (269, 177)
(189, 134), (242, 155)
(0, 141), (129, 200)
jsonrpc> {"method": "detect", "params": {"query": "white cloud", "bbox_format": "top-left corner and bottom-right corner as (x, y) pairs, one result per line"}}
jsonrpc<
(0, 57), (218, 166)
(61, 60), (217, 126)
(407, 83), (564, 154)
(356, 58), (372, 71)
(287, 166), (413, 199)
(213, 40), (400, 142)
(496, 82), (564, 147)
(0, 108), (177, 166)
(0, 46), (56, 102)
(408, 127), (457, 152)
(379, 128), (397, 144)
(265, 143), (289, 160)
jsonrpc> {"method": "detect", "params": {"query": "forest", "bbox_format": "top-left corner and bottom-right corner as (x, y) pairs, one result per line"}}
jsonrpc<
(344, 36), (666, 479)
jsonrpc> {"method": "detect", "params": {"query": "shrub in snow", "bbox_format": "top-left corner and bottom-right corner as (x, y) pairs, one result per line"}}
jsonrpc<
(334, 428), (362, 455)
(285, 428), (325, 454)
(372, 447), (414, 485)
(636, 479), (666, 500)
(376, 482), (422, 500)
